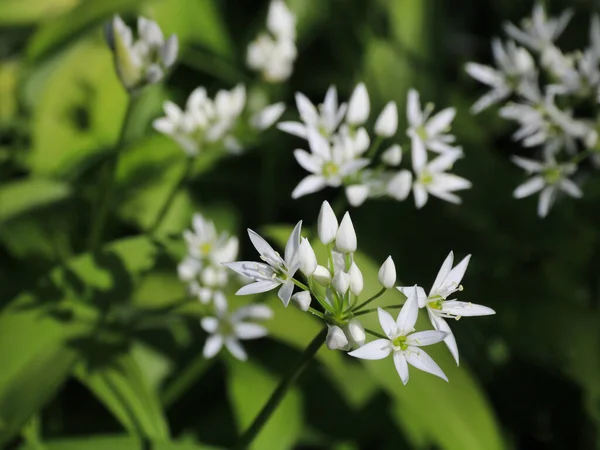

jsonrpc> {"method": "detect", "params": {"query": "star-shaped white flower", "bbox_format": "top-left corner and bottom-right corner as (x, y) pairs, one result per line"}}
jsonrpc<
(291, 128), (370, 198)
(406, 89), (458, 155)
(349, 288), (448, 385)
(512, 156), (582, 217)
(411, 144), (471, 208)
(398, 252), (495, 365)
(278, 87), (347, 139)
(201, 293), (273, 361)
(224, 221), (303, 306)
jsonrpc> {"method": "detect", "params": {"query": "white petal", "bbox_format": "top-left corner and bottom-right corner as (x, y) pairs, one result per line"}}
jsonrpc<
(393, 352), (410, 385)
(465, 63), (503, 87)
(200, 317), (219, 333)
(425, 108), (456, 136)
(234, 323), (269, 340)
(252, 102), (286, 129)
(559, 178), (582, 198)
(307, 127), (331, 159)
(335, 212), (357, 253)
(406, 330), (447, 347)
(405, 347), (448, 381)
(203, 334), (223, 358)
(236, 280), (280, 295)
(406, 89), (422, 127)
(430, 251), (454, 295)
(444, 254), (471, 291)
(291, 175), (327, 198)
(513, 176), (545, 199)
(224, 337), (247, 361)
(386, 170), (412, 201)
(277, 121), (308, 138)
(318, 200), (338, 244)
(381, 144), (402, 166)
(374, 101), (398, 137)
(413, 183), (429, 209)
(428, 311), (459, 365)
(411, 137), (427, 172)
(397, 285), (428, 308)
(277, 279), (295, 306)
(429, 189), (462, 205)
(511, 156), (544, 172)
(396, 287), (419, 335)
(348, 339), (392, 360)
(294, 149), (321, 173)
(377, 307), (398, 339)
(345, 184), (370, 207)
(247, 229), (282, 266)
(427, 150), (462, 173)
(537, 185), (555, 217)
(441, 301), (496, 317)
(232, 304), (274, 321)
(430, 173), (472, 192)
(295, 92), (318, 125)
(285, 220), (303, 270)
(346, 82), (370, 125)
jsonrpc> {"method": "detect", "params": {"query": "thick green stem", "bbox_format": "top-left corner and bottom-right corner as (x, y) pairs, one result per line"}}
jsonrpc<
(88, 95), (137, 251)
(352, 288), (387, 312)
(148, 156), (195, 235)
(232, 328), (327, 450)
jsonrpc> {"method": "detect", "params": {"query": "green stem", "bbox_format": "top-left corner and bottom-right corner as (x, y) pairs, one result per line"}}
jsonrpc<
(148, 156), (195, 235)
(352, 288), (387, 312)
(88, 95), (137, 252)
(365, 328), (387, 340)
(366, 136), (383, 159)
(350, 303), (404, 318)
(232, 328), (327, 450)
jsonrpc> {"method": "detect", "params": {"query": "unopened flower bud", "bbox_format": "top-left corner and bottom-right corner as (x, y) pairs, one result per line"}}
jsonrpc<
(348, 262), (364, 296)
(354, 127), (370, 154)
(332, 271), (350, 295)
(375, 101), (398, 137)
(313, 265), (332, 286)
(345, 319), (366, 347)
(335, 212), (357, 253)
(345, 184), (369, 207)
(381, 144), (402, 166)
(378, 256), (396, 288)
(346, 83), (370, 125)
(291, 291), (311, 312)
(326, 325), (349, 350)
(386, 170), (412, 201)
(298, 238), (317, 276)
(318, 201), (338, 245)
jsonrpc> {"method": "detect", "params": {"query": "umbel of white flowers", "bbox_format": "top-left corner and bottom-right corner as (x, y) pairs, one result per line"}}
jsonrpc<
(466, 3), (598, 217)
(106, 16), (178, 91)
(224, 201), (495, 382)
(277, 83), (471, 209)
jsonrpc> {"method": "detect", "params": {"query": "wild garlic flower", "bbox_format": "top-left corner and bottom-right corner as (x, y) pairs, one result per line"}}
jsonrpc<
(349, 289), (448, 385)
(106, 16), (178, 92)
(178, 213), (239, 304)
(398, 252), (495, 365)
(247, 0), (297, 82)
(153, 85), (284, 156)
(278, 83), (471, 208)
(201, 292), (273, 361)
(512, 156), (582, 217)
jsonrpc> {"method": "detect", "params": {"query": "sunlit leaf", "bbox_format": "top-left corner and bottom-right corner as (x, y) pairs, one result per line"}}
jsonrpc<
(0, 178), (70, 225)
(0, 0), (77, 25)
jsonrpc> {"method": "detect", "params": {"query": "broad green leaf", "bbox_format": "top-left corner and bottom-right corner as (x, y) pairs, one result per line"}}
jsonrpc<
(27, 37), (127, 175)
(0, 60), (19, 122)
(0, 178), (70, 225)
(26, 0), (146, 63)
(75, 349), (170, 439)
(265, 225), (505, 450)
(227, 359), (302, 450)
(0, 0), (77, 25)
(0, 236), (158, 445)
(19, 435), (223, 450)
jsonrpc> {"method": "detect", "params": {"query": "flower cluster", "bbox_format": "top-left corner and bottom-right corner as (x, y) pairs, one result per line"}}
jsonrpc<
(153, 85), (285, 156)
(225, 201), (494, 383)
(247, 0), (297, 82)
(106, 16), (178, 91)
(178, 214), (273, 361)
(466, 3), (599, 217)
(278, 84), (472, 208)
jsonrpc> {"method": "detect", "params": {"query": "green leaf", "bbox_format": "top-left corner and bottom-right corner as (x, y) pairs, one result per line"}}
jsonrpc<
(0, 236), (158, 445)
(18, 435), (224, 450)
(0, 178), (71, 225)
(26, 0), (146, 63)
(0, 0), (76, 25)
(75, 348), (170, 439)
(227, 359), (303, 450)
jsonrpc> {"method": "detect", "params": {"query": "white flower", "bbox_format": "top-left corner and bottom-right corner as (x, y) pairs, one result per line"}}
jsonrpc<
(312, 265), (332, 286)
(378, 256), (396, 289)
(278, 87), (347, 139)
(466, 39), (535, 113)
(332, 271), (350, 296)
(346, 83), (370, 126)
(398, 252), (495, 365)
(317, 200), (338, 245)
(381, 144), (402, 166)
(348, 262), (364, 296)
(108, 16), (178, 91)
(326, 325), (349, 350)
(345, 184), (370, 207)
(183, 213), (239, 264)
(247, 33), (297, 83)
(291, 290), (311, 311)
(503, 3), (573, 53)
(345, 319), (366, 347)
(411, 145), (471, 208)
(512, 156), (582, 217)
(374, 101), (398, 137)
(201, 293), (273, 361)
(335, 212), (357, 253)
(298, 238), (317, 276)
(386, 170), (413, 201)
(291, 128), (369, 198)
(251, 102), (286, 130)
(406, 89), (458, 155)
(266, 0), (296, 40)
(349, 289), (448, 384)
(224, 221), (302, 306)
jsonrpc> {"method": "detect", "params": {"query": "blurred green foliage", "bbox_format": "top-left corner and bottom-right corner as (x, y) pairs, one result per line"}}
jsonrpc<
(1, 0), (599, 449)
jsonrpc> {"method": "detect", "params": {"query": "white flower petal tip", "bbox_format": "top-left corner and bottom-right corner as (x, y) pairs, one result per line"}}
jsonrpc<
(313, 265), (332, 286)
(318, 201), (339, 244)
(345, 184), (370, 207)
(378, 256), (397, 289)
(291, 291), (311, 311)
(335, 212), (357, 253)
(375, 101), (398, 137)
(348, 262), (364, 296)
(346, 82), (370, 125)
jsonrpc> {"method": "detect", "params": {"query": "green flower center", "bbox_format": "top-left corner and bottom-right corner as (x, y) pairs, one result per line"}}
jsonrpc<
(200, 242), (213, 255)
(218, 319), (234, 337)
(416, 126), (429, 141)
(323, 161), (340, 178)
(543, 167), (562, 184)
(420, 171), (434, 185)
(392, 335), (408, 351)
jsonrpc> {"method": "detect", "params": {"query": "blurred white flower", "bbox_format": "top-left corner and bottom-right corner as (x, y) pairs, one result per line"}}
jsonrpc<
(346, 83), (370, 126)
(201, 293), (273, 361)
(374, 101), (398, 137)
(349, 290), (448, 385)
(251, 102), (286, 130)
(512, 155), (582, 217)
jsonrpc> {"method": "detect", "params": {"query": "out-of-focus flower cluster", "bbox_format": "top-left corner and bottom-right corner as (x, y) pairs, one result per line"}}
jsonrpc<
(153, 85), (285, 156)
(467, 3), (600, 217)
(247, 0), (297, 83)
(178, 214), (273, 361)
(277, 84), (472, 208)
(225, 201), (494, 383)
